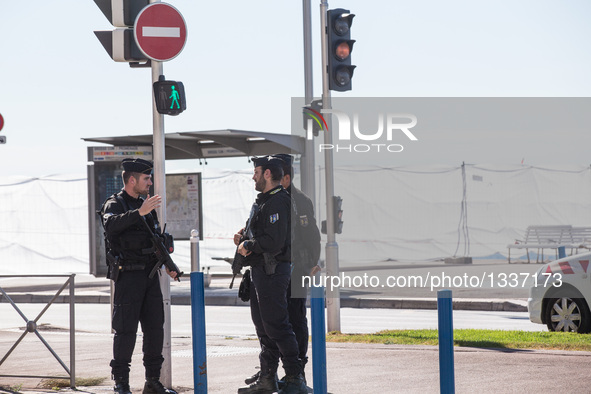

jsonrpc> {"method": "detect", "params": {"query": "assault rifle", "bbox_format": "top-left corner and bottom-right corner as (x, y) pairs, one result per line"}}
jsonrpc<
(230, 203), (259, 289)
(143, 217), (184, 282)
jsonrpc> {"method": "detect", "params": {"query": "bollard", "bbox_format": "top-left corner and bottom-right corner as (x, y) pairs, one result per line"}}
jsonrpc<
(437, 289), (455, 394)
(190, 272), (207, 393)
(311, 284), (327, 394)
(190, 229), (200, 272)
(558, 246), (566, 259)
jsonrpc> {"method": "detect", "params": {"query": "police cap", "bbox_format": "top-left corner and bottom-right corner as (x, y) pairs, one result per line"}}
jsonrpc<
(273, 153), (293, 166)
(121, 158), (153, 175)
(251, 156), (284, 172)
(272, 154), (293, 176)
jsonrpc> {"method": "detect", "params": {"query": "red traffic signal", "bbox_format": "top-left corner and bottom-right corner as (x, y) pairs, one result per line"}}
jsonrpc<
(327, 9), (356, 91)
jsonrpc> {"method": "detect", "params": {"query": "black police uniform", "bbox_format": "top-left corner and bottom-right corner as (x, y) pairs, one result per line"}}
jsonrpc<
(241, 183), (303, 382)
(102, 190), (164, 380)
(99, 158), (172, 394)
(270, 153), (321, 371)
(286, 183), (321, 366)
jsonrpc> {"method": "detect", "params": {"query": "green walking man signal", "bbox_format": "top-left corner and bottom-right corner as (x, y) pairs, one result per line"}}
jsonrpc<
(153, 76), (186, 115)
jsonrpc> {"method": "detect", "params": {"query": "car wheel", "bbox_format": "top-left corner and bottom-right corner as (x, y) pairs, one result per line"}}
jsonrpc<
(545, 297), (591, 333)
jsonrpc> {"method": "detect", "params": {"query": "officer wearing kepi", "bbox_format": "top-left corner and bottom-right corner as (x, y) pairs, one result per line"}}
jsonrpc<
(275, 153), (321, 384)
(100, 158), (178, 394)
(244, 154), (321, 388)
(234, 156), (307, 394)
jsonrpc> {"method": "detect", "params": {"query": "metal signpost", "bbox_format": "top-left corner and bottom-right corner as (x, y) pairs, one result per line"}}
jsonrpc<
(319, 0), (341, 333)
(135, 2), (187, 387)
(92, 0), (188, 387)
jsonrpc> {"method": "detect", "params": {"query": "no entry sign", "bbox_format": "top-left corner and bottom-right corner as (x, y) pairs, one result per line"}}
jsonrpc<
(0, 113), (4, 132)
(134, 3), (187, 62)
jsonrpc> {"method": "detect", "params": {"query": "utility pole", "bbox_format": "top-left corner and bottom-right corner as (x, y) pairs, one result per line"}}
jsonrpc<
(301, 0), (315, 200)
(319, 0), (341, 332)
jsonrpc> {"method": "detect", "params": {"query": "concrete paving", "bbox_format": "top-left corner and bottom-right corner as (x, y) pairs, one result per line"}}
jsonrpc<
(1, 326), (591, 393)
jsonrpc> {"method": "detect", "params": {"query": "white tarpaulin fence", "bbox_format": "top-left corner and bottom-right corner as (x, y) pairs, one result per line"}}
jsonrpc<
(324, 164), (591, 264)
(1, 164), (590, 274)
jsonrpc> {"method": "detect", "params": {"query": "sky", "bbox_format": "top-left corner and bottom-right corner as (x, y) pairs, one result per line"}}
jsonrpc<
(1, 0), (591, 177)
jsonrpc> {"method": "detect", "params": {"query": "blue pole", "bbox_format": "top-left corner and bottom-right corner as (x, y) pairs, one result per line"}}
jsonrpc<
(311, 284), (327, 394)
(190, 272), (207, 393)
(437, 289), (455, 394)
(558, 246), (566, 259)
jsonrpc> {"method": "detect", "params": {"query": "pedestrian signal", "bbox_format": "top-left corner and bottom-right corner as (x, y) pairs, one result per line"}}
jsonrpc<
(153, 78), (186, 115)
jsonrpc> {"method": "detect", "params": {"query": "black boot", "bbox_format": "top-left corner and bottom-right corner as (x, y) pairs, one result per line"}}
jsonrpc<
(278, 374), (306, 394)
(113, 377), (131, 394)
(142, 377), (178, 394)
(237, 373), (278, 393)
(300, 358), (307, 385)
(278, 359), (307, 389)
(245, 370), (260, 385)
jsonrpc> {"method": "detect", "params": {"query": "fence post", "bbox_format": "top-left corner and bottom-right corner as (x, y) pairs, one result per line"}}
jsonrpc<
(69, 274), (76, 389)
(558, 246), (566, 259)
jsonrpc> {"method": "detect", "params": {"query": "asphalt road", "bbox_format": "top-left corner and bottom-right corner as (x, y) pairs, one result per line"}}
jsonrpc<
(0, 304), (545, 337)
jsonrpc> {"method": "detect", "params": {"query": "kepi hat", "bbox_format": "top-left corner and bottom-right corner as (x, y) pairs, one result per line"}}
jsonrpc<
(121, 158), (153, 175)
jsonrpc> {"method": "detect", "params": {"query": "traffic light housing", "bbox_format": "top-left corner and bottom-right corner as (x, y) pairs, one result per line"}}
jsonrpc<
(333, 196), (343, 234)
(94, 0), (150, 27)
(93, 0), (150, 64)
(327, 9), (356, 91)
(321, 196), (344, 234)
(153, 78), (186, 116)
(94, 28), (147, 62)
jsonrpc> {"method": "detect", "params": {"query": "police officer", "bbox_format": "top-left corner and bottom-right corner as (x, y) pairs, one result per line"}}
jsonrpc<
(274, 153), (321, 383)
(100, 158), (177, 394)
(235, 156), (306, 394)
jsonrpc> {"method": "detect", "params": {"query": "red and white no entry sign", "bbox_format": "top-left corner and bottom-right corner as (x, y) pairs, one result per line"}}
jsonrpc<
(0, 113), (4, 132)
(134, 2), (187, 62)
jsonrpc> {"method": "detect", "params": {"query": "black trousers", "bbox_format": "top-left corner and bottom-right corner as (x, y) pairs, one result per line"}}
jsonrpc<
(287, 282), (309, 364)
(249, 262), (301, 377)
(110, 268), (165, 379)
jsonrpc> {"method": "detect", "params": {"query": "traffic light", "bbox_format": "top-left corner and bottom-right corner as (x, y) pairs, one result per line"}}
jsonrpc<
(333, 196), (343, 234)
(321, 196), (344, 234)
(94, 0), (150, 27)
(153, 77), (186, 115)
(93, 0), (150, 63)
(94, 28), (147, 62)
(326, 8), (356, 91)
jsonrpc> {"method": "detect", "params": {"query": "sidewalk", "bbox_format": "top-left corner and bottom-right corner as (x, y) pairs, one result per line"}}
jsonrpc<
(0, 273), (528, 312)
(2, 328), (591, 393)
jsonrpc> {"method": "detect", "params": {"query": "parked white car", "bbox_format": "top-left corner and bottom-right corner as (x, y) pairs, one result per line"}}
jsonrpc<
(528, 252), (591, 333)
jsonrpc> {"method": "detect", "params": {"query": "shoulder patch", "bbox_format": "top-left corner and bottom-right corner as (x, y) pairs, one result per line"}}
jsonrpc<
(299, 215), (309, 227)
(269, 213), (279, 224)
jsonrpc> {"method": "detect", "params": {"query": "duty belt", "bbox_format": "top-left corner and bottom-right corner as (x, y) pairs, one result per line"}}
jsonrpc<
(120, 262), (147, 272)
(141, 246), (156, 255)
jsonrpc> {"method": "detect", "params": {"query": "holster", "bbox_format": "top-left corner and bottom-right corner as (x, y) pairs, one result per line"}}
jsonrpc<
(106, 251), (121, 282)
(238, 269), (251, 302)
(263, 253), (279, 275)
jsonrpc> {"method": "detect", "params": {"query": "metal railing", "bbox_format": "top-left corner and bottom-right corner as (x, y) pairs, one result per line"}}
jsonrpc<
(0, 274), (76, 389)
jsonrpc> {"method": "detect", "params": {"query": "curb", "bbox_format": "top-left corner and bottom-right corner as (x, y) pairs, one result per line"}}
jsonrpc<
(0, 293), (528, 312)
